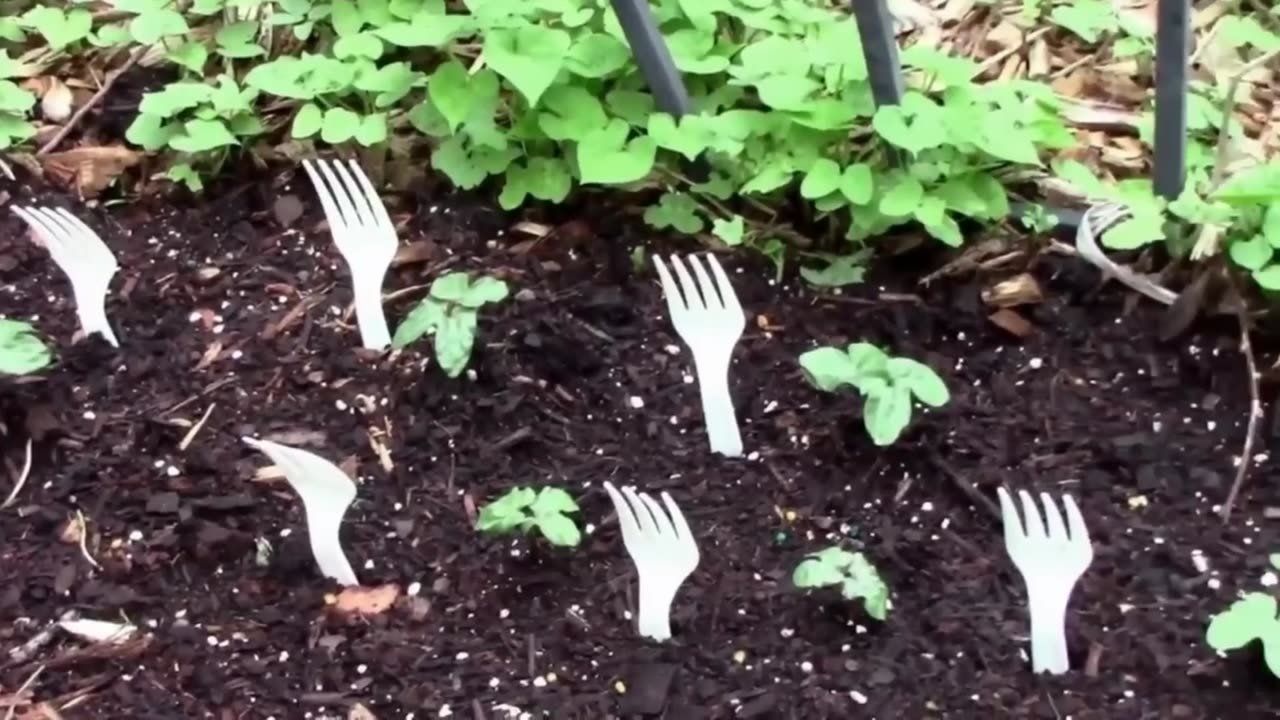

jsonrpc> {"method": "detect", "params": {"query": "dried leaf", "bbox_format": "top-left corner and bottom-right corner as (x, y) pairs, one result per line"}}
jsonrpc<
(988, 308), (1035, 337)
(332, 584), (400, 615)
(981, 273), (1044, 307)
(41, 146), (141, 197)
(40, 78), (74, 123)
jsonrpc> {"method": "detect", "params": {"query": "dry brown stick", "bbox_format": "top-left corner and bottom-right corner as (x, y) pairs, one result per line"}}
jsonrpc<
(1220, 276), (1264, 522)
(930, 453), (1002, 522)
(37, 47), (146, 156)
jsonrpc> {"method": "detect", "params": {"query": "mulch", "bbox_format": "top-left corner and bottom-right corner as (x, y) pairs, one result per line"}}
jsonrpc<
(0, 168), (1278, 719)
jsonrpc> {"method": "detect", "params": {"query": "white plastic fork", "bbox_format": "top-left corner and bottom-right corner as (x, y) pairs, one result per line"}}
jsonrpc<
(243, 437), (359, 586)
(11, 206), (120, 347)
(301, 158), (397, 350)
(652, 253), (745, 457)
(1076, 202), (1176, 306)
(998, 487), (1093, 675)
(603, 481), (700, 642)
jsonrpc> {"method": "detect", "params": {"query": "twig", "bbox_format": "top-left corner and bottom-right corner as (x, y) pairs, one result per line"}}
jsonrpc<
(37, 48), (146, 156)
(929, 453), (1002, 522)
(1219, 275), (1264, 522)
(1, 439), (34, 510)
(178, 404), (216, 451)
(2, 664), (44, 720)
(74, 511), (100, 570)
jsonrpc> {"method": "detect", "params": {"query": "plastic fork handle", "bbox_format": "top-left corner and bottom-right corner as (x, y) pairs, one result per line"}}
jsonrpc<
(636, 571), (681, 642)
(692, 352), (743, 457)
(1026, 583), (1072, 674)
(352, 271), (391, 350)
(72, 279), (119, 347)
(305, 503), (359, 587)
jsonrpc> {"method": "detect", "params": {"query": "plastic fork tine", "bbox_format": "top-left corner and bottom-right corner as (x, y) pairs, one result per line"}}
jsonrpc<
(623, 486), (657, 535)
(652, 256), (687, 315)
(605, 483), (641, 540)
(316, 159), (360, 227)
(639, 493), (675, 537)
(346, 159), (394, 233)
(997, 487), (1019, 539)
(1063, 495), (1089, 544)
(687, 254), (720, 308)
(669, 255), (705, 311)
(662, 491), (692, 541)
(302, 161), (342, 224)
(1040, 492), (1069, 541)
(333, 160), (377, 226)
(1018, 490), (1047, 541)
(705, 254), (741, 315)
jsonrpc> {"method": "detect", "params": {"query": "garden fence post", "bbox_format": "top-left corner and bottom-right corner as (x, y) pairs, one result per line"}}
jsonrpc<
(850, 0), (905, 109)
(1153, 0), (1189, 200)
(607, 0), (692, 116)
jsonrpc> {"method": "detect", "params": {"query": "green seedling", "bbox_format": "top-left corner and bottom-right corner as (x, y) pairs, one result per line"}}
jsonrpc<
(798, 342), (949, 446)
(1205, 554), (1280, 676)
(0, 319), (52, 375)
(392, 272), (508, 378)
(793, 546), (889, 621)
(476, 487), (581, 548)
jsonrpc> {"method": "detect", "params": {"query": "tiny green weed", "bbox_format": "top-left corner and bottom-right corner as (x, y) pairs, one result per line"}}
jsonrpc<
(476, 487), (582, 548)
(793, 546), (889, 621)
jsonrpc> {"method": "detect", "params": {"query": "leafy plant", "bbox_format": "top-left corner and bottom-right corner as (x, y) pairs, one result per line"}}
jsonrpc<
(1205, 554), (1280, 676)
(0, 52), (36, 151)
(1049, 0), (1154, 57)
(392, 272), (508, 378)
(792, 546), (889, 621)
(798, 342), (949, 446)
(0, 319), (52, 375)
(476, 487), (581, 548)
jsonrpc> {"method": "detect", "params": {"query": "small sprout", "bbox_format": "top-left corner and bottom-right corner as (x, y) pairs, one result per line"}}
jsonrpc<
(798, 342), (948, 446)
(476, 487), (581, 548)
(392, 272), (509, 378)
(1207, 591), (1280, 676)
(0, 319), (52, 375)
(793, 546), (889, 621)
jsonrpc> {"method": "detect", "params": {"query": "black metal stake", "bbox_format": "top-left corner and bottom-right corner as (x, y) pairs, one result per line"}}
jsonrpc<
(850, 0), (905, 108)
(1153, 0), (1190, 200)
(607, 0), (692, 116)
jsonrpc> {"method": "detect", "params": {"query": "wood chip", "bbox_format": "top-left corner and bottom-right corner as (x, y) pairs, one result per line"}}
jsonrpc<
(332, 584), (400, 616)
(988, 308), (1035, 337)
(981, 273), (1044, 308)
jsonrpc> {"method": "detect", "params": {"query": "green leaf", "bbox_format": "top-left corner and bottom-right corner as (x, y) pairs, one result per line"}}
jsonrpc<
(216, 20), (265, 57)
(847, 342), (889, 377)
(530, 487), (578, 516)
(1207, 593), (1277, 651)
(535, 513), (582, 547)
(879, 174), (924, 217)
(1101, 216), (1165, 249)
(169, 119), (238, 152)
(646, 113), (713, 162)
(291, 103), (323, 138)
(1253, 264), (1280, 291)
(434, 308), (479, 378)
(1264, 203), (1280, 247)
(0, 81), (35, 114)
(374, 13), (468, 47)
(839, 163), (874, 204)
(643, 192), (704, 234)
(477, 487), (537, 533)
(321, 107), (361, 144)
(793, 556), (846, 588)
(566, 32), (630, 78)
(887, 357), (949, 407)
(392, 297), (446, 349)
(0, 319), (52, 375)
(458, 276), (508, 308)
(712, 215), (746, 246)
(333, 31), (383, 60)
(330, 0), (364, 35)
(125, 113), (176, 151)
(799, 253), (866, 288)
(800, 158), (841, 200)
(798, 346), (860, 392)
(138, 82), (213, 118)
(355, 112), (387, 146)
(168, 42), (209, 73)
(1230, 235), (1272, 272)
(431, 135), (489, 189)
(1213, 163), (1280, 206)
(864, 385), (913, 446)
(577, 119), (657, 185)
(837, 552), (890, 621)
(167, 163), (203, 192)
(128, 8), (189, 44)
(499, 157), (572, 209)
(427, 61), (473, 133)
(24, 7), (93, 49)
(537, 84), (607, 141)
(483, 26), (571, 107)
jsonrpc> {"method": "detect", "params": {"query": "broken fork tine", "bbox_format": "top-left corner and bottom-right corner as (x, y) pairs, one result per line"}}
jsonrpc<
(346, 159), (395, 235)
(668, 255), (705, 312)
(652, 256), (688, 317)
(1017, 489), (1047, 541)
(686, 254), (721, 309)
(1040, 492), (1068, 541)
(705, 254), (741, 315)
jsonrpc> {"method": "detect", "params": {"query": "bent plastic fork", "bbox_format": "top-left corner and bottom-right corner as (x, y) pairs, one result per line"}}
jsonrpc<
(653, 253), (745, 457)
(1076, 202), (1176, 306)
(11, 206), (119, 347)
(998, 487), (1093, 674)
(603, 481), (700, 642)
(243, 437), (359, 586)
(301, 158), (397, 350)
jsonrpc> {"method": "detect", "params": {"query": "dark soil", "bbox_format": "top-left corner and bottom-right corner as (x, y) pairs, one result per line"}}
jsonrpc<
(0, 167), (1278, 720)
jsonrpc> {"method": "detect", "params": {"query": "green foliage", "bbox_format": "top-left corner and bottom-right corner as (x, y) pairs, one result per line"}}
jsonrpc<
(792, 546), (889, 621)
(1049, 0), (1154, 57)
(0, 319), (53, 375)
(798, 342), (949, 446)
(392, 272), (508, 378)
(1205, 555), (1280, 676)
(476, 486), (582, 548)
(0, 52), (36, 150)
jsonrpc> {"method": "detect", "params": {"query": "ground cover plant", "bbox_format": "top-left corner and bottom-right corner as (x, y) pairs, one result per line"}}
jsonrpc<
(1, 0), (1280, 718)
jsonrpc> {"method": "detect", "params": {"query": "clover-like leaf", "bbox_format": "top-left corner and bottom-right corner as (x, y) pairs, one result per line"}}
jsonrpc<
(0, 319), (52, 375)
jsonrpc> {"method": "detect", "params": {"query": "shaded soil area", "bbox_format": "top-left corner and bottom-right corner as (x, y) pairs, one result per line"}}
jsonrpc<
(0, 168), (1278, 720)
